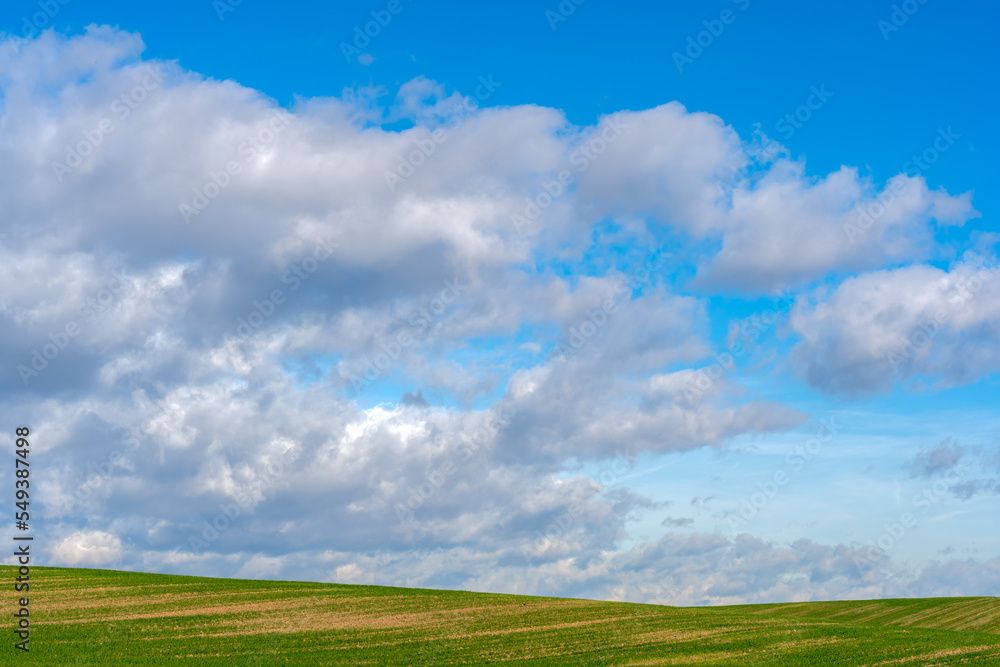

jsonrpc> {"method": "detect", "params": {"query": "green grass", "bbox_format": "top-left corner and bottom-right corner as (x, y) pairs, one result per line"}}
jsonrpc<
(1, 566), (998, 665)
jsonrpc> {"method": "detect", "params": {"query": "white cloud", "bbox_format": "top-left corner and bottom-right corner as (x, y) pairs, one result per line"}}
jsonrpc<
(790, 254), (1000, 394)
(698, 167), (978, 292)
(51, 530), (123, 566)
(576, 102), (745, 235)
(234, 554), (286, 580)
(113, 532), (1000, 606)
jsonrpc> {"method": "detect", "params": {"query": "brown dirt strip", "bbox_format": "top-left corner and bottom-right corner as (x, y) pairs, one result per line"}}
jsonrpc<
(868, 645), (1000, 665)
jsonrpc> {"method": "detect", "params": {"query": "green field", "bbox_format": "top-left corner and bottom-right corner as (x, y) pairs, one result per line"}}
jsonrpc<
(2, 566), (998, 665)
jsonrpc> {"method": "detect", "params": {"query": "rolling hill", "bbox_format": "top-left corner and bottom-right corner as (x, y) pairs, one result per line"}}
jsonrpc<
(2, 565), (998, 665)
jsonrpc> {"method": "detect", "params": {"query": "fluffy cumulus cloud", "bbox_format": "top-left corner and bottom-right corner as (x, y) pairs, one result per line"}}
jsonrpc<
(699, 167), (977, 291)
(51, 530), (123, 566)
(789, 254), (1000, 395)
(0, 27), (996, 604)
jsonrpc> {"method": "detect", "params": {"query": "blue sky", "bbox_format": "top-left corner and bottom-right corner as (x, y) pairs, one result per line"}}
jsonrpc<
(1, 0), (998, 604)
(16, 0), (993, 194)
